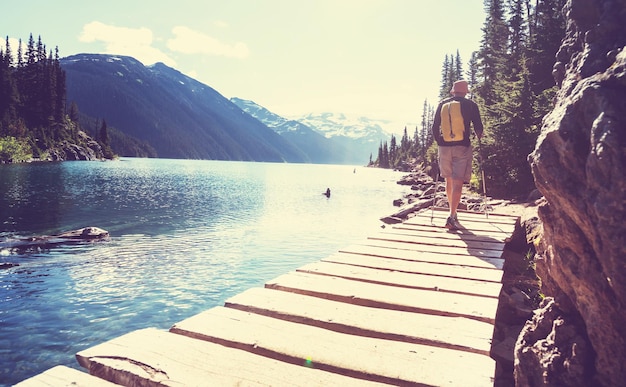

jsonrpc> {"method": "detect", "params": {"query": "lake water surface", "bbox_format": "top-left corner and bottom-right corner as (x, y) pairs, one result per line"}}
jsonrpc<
(0, 158), (409, 385)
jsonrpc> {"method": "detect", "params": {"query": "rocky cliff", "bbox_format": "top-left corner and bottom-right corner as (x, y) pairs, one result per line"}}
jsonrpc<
(521, 0), (626, 385)
(44, 131), (106, 161)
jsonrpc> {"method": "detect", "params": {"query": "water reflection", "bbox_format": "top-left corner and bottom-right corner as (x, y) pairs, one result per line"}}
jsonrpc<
(0, 159), (408, 385)
(0, 162), (68, 235)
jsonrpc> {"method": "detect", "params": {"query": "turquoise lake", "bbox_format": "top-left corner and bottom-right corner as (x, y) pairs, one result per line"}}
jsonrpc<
(0, 158), (409, 385)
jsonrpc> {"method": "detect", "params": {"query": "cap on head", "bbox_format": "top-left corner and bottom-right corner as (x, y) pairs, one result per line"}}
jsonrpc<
(450, 80), (469, 95)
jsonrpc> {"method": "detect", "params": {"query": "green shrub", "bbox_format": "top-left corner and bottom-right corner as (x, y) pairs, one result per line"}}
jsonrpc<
(0, 136), (33, 163)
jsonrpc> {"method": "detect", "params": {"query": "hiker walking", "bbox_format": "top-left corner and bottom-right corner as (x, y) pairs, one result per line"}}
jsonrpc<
(431, 80), (484, 230)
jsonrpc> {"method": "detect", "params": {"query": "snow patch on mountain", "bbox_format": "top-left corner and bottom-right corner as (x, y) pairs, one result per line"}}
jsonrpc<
(231, 98), (406, 145)
(231, 97), (300, 134)
(292, 112), (394, 141)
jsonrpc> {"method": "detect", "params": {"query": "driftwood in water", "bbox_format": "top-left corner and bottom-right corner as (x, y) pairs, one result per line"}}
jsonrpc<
(1, 227), (109, 252)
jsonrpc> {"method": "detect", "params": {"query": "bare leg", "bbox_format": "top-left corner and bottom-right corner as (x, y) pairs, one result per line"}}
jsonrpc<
(445, 178), (464, 217)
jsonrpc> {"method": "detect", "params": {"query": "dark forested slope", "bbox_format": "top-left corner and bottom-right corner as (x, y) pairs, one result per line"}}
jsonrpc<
(62, 54), (307, 162)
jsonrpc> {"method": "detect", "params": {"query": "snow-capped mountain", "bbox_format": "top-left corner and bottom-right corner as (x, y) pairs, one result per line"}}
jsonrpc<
(231, 97), (363, 164)
(230, 97), (307, 135)
(293, 112), (394, 143)
(231, 98), (394, 164)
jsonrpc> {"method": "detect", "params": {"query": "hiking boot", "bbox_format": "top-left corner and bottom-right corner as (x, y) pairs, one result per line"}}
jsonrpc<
(445, 216), (458, 230)
(452, 215), (463, 229)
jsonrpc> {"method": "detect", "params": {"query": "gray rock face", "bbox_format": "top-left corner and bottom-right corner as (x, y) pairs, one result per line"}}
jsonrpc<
(515, 297), (593, 386)
(525, 0), (626, 385)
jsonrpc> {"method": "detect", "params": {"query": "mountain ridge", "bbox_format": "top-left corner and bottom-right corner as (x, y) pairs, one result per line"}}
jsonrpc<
(62, 54), (307, 162)
(231, 98), (389, 164)
(62, 53), (390, 164)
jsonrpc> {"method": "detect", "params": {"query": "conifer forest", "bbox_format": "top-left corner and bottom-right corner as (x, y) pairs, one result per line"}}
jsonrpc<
(374, 0), (566, 198)
(0, 34), (112, 162)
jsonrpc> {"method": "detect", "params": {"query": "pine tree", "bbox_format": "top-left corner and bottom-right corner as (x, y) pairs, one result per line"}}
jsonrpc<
(389, 135), (397, 168)
(439, 54), (451, 100)
(454, 50), (463, 81)
(99, 119), (109, 146)
(419, 100), (429, 160)
(16, 39), (23, 69)
(472, 0), (564, 196)
(400, 127), (410, 154)
(466, 51), (480, 99)
(0, 33), (111, 161)
(0, 38), (20, 137)
(412, 126), (419, 154)
(477, 0), (509, 106)
(377, 141), (390, 169)
(528, 0), (566, 106)
(68, 101), (80, 123)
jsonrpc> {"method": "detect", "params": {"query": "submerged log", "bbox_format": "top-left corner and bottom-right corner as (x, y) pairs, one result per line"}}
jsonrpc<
(1, 227), (109, 252)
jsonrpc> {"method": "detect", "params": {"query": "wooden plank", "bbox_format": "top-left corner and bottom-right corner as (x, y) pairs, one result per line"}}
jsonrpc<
(361, 237), (505, 260)
(340, 243), (504, 269)
(408, 217), (516, 235)
(388, 224), (510, 242)
(391, 223), (511, 242)
(14, 365), (120, 387)
(428, 208), (519, 224)
(407, 212), (516, 234)
(224, 287), (496, 356)
(265, 271), (499, 324)
(171, 306), (496, 386)
(370, 230), (506, 251)
(323, 251), (504, 282)
(76, 328), (385, 387)
(297, 261), (502, 298)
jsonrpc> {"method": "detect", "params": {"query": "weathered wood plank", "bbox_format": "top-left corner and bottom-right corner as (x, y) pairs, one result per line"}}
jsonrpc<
(14, 365), (120, 387)
(361, 237), (506, 260)
(408, 217), (516, 235)
(265, 271), (499, 323)
(391, 223), (511, 242)
(340, 243), (504, 269)
(370, 230), (506, 251)
(224, 287), (496, 355)
(323, 251), (504, 282)
(427, 208), (519, 224)
(76, 328), (385, 386)
(171, 306), (496, 386)
(407, 212), (516, 234)
(388, 224), (510, 242)
(297, 261), (502, 298)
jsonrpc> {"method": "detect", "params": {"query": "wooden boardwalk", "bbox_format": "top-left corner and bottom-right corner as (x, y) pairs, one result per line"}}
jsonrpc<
(16, 208), (518, 387)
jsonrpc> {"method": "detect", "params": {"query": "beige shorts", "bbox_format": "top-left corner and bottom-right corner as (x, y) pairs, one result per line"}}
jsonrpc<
(438, 145), (473, 182)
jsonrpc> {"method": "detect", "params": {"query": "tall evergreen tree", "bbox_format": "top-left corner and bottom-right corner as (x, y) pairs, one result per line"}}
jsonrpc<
(528, 0), (566, 97)
(419, 100), (430, 160)
(0, 33), (112, 161)
(439, 54), (451, 100)
(454, 49), (463, 81)
(99, 119), (109, 146)
(389, 135), (398, 167)
(466, 51), (480, 97)
(477, 0), (509, 106)
(400, 127), (410, 153)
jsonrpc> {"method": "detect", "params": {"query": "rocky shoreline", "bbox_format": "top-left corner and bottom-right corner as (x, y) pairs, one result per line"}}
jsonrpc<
(381, 168), (530, 225)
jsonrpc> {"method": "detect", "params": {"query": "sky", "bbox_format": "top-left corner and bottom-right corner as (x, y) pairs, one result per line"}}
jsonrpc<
(2, 0), (486, 134)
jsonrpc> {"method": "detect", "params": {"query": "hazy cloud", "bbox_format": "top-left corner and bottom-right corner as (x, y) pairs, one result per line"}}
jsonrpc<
(167, 26), (249, 58)
(79, 21), (176, 66)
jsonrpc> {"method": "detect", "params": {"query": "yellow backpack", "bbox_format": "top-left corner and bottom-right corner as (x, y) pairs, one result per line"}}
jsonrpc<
(440, 100), (465, 142)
